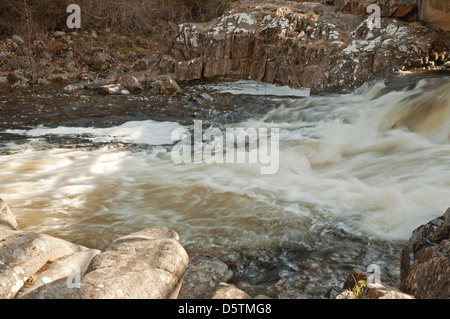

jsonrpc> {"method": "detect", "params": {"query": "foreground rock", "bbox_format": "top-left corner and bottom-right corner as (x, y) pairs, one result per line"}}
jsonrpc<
(400, 208), (450, 299)
(210, 283), (252, 299)
(178, 254), (234, 299)
(0, 198), (18, 232)
(79, 227), (188, 299)
(16, 249), (101, 299)
(18, 227), (189, 299)
(336, 268), (414, 299)
(0, 231), (89, 299)
(0, 198), (189, 299)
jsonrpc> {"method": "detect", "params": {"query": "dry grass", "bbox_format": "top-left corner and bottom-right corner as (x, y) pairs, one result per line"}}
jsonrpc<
(0, 0), (237, 39)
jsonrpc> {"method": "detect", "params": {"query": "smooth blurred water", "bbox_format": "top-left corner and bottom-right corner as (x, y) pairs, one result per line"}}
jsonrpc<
(1, 75), (449, 298)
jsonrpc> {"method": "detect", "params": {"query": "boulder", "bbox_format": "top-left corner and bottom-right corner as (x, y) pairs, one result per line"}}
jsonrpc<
(174, 57), (203, 82)
(78, 227), (189, 299)
(37, 78), (51, 86)
(178, 254), (234, 299)
(147, 75), (182, 95)
(117, 75), (144, 94)
(53, 31), (66, 39)
(210, 283), (252, 299)
(400, 208), (450, 299)
(11, 35), (25, 46)
(0, 231), (88, 299)
(133, 59), (150, 71)
(91, 52), (113, 70)
(0, 198), (19, 232)
(4, 56), (32, 72)
(105, 66), (123, 84)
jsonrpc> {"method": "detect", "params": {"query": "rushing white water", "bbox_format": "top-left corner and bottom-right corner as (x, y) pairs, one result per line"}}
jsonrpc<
(0, 77), (449, 296)
(6, 120), (184, 145)
(194, 80), (311, 97)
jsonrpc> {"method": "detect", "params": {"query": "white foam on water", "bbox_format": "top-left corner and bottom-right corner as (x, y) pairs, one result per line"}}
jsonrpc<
(6, 120), (184, 145)
(194, 80), (311, 97)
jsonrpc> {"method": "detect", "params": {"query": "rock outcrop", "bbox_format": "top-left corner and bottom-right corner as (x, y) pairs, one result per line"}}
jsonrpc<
(172, 0), (449, 94)
(400, 208), (450, 299)
(419, 0), (450, 31)
(1, 1), (448, 95)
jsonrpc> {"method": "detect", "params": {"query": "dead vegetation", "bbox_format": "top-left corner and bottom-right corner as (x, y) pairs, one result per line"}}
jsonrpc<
(0, 0), (237, 39)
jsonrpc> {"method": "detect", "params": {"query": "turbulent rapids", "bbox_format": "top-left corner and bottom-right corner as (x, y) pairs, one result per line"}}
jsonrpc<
(0, 74), (449, 298)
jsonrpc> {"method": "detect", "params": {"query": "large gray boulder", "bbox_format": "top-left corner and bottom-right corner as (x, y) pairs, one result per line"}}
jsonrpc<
(400, 208), (450, 299)
(78, 227), (189, 299)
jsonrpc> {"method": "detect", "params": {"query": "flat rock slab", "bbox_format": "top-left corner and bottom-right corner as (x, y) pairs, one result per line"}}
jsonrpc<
(17, 249), (101, 299)
(0, 231), (88, 299)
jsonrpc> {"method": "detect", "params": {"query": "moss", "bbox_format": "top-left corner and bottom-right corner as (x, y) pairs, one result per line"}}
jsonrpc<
(351, 277), (367, 298)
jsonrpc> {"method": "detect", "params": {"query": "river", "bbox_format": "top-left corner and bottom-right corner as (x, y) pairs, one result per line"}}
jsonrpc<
(1, 72), (449, 298)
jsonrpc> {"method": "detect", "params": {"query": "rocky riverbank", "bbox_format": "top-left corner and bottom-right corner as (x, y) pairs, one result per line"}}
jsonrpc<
(0, 0), (449, 95)
(1, 197), (448, 299)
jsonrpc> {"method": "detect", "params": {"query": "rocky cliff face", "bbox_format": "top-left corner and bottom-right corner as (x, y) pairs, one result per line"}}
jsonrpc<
(172, 0), (449, 94)
(0, 1), (448, 96)
(419, 0), (450, 31)
(400, 208), (450, 299)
